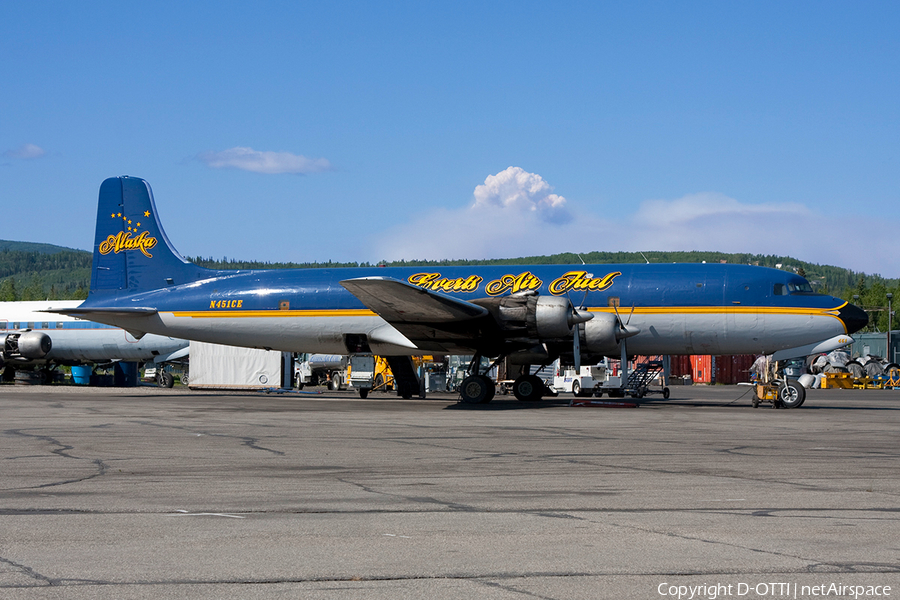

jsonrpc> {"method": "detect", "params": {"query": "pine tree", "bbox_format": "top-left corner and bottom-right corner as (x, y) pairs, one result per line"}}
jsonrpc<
(0, 277), (18, 301)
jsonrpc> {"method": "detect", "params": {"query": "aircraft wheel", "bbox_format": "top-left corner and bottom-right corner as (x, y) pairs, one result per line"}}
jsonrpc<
(460, 375), (494, 404)
(886, 363), (900, 380)
(513, 374), (544, 401)
(662, 387), (670, 399)
(359, 388), (369, 399)
(159, 372), (174, 388)
(777, 380), (806, 408)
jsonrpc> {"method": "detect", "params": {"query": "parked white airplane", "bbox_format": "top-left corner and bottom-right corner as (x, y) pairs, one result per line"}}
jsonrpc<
(1, 300), (188, 383)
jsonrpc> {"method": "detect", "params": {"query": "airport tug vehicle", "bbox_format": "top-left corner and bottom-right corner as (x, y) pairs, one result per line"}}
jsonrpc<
(750, 356), (806, 409)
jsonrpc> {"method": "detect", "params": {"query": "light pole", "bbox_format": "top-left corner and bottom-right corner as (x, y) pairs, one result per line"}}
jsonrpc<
(888, 293), (893, 363)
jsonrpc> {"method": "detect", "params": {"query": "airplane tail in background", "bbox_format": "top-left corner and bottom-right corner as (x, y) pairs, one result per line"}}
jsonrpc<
(90, 177), (210, 299)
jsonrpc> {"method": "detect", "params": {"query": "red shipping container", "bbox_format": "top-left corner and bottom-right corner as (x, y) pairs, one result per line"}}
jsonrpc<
(691, 355), (712, 383)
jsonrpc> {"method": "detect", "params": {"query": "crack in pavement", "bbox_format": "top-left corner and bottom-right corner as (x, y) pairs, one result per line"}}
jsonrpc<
(129, 420), (285, 455)
(576, 512), (900, 576)
(1, 429), (109, 490)
(0, 555), (54, 586)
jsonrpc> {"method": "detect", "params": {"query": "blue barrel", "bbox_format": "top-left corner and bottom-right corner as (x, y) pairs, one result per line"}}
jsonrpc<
(114, 361), (139, 387)
(71, 365), (92, 385)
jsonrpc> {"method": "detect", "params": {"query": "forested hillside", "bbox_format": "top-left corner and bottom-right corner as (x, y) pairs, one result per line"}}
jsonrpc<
(1, 240), (897, 332)
(0, 243), (92, 301)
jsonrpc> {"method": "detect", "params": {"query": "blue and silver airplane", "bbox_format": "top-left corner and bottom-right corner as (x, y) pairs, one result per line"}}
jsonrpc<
(1, 300), (189, 383)
(51, 176), (867, 403)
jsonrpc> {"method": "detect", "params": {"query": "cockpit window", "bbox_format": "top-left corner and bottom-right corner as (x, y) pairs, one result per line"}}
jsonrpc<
(788, 281), (813, 293)
(773, 283), (787, 296)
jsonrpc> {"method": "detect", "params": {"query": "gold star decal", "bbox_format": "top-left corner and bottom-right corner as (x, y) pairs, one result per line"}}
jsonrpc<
(111, 213), (116, 218)
(127, 220), (132, 224)
(144, 211), (150, 217)
(136, 222), (141, 227)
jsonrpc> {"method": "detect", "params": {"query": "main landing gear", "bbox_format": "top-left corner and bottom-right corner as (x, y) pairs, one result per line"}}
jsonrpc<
(458, 355), (547, 404)
(511, 374), (545, 402)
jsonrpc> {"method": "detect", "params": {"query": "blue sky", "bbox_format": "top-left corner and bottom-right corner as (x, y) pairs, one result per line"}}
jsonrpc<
(3, 2), (899, 275)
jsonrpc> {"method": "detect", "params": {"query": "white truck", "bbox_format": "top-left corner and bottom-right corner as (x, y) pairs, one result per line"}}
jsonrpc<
(295, 354), (348, 390)
(348, 355), (376, 398)
(553, 364), (622, 397)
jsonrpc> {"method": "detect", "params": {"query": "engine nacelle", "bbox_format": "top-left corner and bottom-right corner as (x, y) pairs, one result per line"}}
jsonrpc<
(475, 294), (579, 341)
(533, 296), (578, 339)
(581, 312), (620, 355)
(472, 294), (576, 340)
(2, 331), (52, 360)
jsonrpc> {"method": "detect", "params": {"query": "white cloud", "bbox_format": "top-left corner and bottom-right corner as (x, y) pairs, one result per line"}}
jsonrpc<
(4, 143), (46, 159)
(197, 147), (332, 174)
(374, 167), (593, 261)
(371, 170), (900, 276)
(635, 192), (807, 226)
(472, 166), (571, 224)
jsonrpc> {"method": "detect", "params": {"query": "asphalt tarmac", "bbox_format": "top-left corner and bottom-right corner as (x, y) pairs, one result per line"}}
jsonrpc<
(1, 383), (898, 599)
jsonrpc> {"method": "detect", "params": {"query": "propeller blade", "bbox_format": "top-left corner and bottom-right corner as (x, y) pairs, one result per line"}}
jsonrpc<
(573, 323), (582, 371)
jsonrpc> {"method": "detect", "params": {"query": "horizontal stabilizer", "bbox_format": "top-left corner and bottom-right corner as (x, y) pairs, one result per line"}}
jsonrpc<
(340, 277), (488, 323)
(41, 306), (159, 317)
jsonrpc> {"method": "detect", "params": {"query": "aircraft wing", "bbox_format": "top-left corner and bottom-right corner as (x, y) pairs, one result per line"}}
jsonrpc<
(340, 277), (488, 322)
(340, 277), (491, 352)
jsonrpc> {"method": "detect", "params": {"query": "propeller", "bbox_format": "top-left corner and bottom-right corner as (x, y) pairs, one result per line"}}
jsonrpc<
(612, 303), (641, 340)
(568, 293), (593, 373)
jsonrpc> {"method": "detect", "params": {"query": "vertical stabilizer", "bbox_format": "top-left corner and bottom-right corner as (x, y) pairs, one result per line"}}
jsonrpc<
(89, 177), (209, 299)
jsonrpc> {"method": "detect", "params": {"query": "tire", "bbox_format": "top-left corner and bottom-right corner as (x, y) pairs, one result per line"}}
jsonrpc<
(181, 375), (189, 386)
(330, 373), (342, 391)
(572, 381), (581, 397)
(662, 387), (670, 399)
(777, 380), (806, 408)
(460, 375), (494, 404)
(359, 388), (369, 399)
(160, 372), (174, 388)
(845, 360), (865, 378)
(513, 374), (544, 401)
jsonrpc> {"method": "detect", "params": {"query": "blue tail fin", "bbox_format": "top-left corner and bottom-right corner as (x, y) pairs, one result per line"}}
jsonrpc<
(89, 177), (210, 299)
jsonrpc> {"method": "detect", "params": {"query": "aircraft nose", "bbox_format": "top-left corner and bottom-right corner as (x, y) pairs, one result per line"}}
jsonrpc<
(838, 302), (868, 334)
